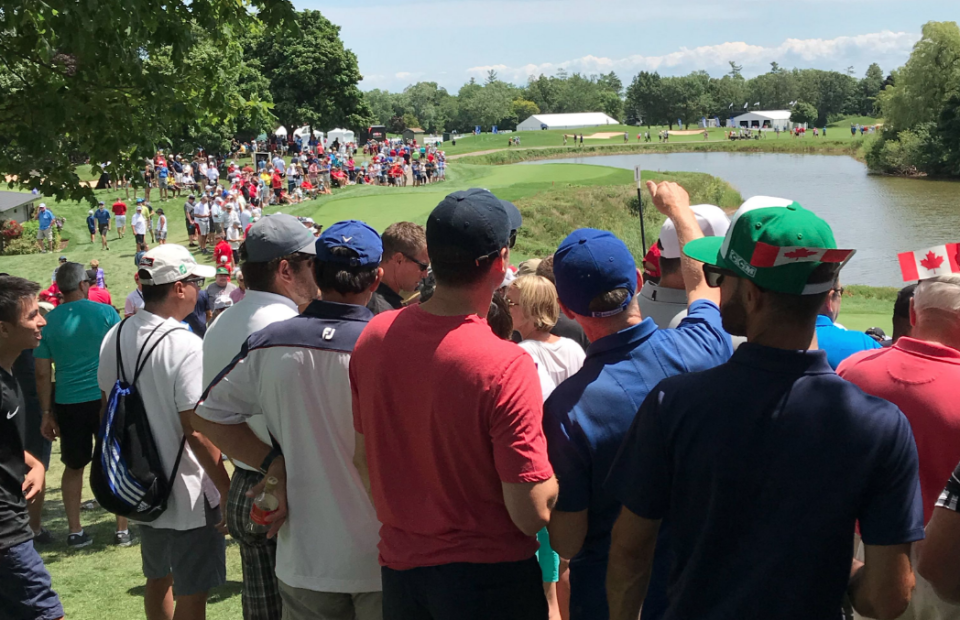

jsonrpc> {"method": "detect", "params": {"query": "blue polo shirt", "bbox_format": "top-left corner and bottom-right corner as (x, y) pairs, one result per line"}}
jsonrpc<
(816, 314), (880, 369)
(37, 209), (54, 230)
(607, 344), (924, 620)
(94, 208), (111, 226)
(543, 299), (732, 620)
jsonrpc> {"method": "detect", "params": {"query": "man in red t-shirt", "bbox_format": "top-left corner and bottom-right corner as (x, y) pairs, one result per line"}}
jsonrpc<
(111, 199), (127, 239)
(84, 269), (113, 306)
(271, 169), (282, 204)
(351, 188), (557, 619)
(839, 273), (960, 525)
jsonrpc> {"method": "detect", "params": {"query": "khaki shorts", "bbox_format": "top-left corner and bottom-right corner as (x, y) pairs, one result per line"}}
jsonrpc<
(140, 500), (226, 597)
(36, 227), (53, 240)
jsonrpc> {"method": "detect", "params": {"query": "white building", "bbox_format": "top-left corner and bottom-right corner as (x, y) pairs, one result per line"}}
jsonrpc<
(727, 110), (795, 131)
(517, 112), (620, 131)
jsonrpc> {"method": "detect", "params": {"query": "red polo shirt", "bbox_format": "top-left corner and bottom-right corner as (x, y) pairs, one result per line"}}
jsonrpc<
(350, 305), (553, 569)
(112, 201), (127, 216)
(87, 286), (112, 306)
(839, 337), (960, 523)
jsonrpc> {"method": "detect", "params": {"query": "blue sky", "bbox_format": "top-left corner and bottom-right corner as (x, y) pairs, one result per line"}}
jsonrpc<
(298, 0), (956, 92)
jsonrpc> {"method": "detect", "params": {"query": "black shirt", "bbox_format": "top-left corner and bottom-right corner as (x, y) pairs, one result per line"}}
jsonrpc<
(367, 283), (404, 315)
(0, 366), (32, 550)
(552, 313), (590, 351)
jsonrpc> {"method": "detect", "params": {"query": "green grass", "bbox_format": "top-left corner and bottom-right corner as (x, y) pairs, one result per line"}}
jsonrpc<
(827, 115), (882, 128)
(37, 444), (243, 620)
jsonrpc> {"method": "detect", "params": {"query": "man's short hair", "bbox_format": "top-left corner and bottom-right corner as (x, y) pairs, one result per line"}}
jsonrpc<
(238, 241), (312, 292)
(0, 276), (40, 324)
(659, 256), (681, 278)
(913, 275), (960, 315)
(487, 291), (514, 340)
(138, 274), (176, 304)
(313, 246), (380, 295)
(56, 262), (88, 293)
(892, 284), (917, 320)
(382, 222), (427, 259)
(429, 246), (500, 288)
(536, 254), (556, 284)
(513, 275), (559, 331)
(588, 288), (633, 315)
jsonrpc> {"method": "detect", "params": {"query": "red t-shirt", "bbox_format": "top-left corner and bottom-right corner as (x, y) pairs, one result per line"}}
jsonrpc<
(350, 305), (553, 569)
(271, 173), (282, 189)
(87, 286), (112, 306)
(839, 337), (960, 524)
(112, 201), (127, 216)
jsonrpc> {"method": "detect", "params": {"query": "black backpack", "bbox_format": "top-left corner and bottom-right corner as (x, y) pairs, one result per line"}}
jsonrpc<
(91, 319), (186, 521)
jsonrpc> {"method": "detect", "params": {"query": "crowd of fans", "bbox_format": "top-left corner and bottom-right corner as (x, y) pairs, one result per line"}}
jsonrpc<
(4, 180), (960, 620)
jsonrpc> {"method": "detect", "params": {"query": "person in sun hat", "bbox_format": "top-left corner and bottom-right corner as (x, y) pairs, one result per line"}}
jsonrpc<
(542, 182), (732, 620)
(96, 244), (227, 620)
(606, 185), (923, 620)
(639, 204), (731, 329)
(195, 220), (384, 620)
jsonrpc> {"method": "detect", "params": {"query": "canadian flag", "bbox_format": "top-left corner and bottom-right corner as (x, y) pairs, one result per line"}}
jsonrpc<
(750, 242), (854, 267)
(897, 244), (960, 281)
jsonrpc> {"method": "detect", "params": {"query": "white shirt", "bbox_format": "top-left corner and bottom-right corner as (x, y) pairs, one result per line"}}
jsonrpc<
(193, 202), (210, 218)
(97, 311), (219, 530)
(519, 337), (586, 387)
(131, 212), (147, 235)
(158, 214), (168, 233)
(124, 289), (144, 317)
(197, 303), (381, 593)
(201, 291), (298, 470)
(239, 209), (252, 228)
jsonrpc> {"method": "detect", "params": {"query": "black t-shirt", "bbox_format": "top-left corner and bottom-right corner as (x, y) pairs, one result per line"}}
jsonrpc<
(551, 313), (590, 352)
(0, 366), (32, 550)
(367, 282), (404, 315)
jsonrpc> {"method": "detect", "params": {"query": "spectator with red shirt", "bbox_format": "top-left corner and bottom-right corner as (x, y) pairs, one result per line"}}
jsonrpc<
(213, 234), (234, 274)
(84, 270), (112, 306)
(351, 189), (558, 619)
(111, 199), (127, 239)
(271, 168), (283, 204)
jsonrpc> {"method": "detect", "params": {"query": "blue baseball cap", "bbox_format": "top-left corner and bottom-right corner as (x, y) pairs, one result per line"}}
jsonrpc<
(553, 229), (638, 318)
(136, 198), (144, 203)
(427, 189), (511, 264)
(316, 220), (383, 266)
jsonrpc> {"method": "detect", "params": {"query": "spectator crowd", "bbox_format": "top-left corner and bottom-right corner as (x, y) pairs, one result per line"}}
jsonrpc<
(4, 180), (960, 620)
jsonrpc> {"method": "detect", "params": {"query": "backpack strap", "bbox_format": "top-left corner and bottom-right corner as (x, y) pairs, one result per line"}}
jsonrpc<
(132, 325), (185, 386)
(115, 317), (131, 384)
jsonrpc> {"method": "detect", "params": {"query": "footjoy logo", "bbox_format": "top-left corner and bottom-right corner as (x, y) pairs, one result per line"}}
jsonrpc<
(728, 250), (757, 277)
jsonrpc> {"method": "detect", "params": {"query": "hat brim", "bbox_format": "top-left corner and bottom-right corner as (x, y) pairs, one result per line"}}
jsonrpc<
(682, 236), (724, 266)
(191, 265), (217, 279)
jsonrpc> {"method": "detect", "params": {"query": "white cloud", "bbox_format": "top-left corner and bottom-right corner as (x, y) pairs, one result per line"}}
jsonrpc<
(466, 30), (920, 83)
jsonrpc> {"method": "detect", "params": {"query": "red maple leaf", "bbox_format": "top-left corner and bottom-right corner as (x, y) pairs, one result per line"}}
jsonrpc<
(783, 247), (818, 260)
(920, 251), (945, 272)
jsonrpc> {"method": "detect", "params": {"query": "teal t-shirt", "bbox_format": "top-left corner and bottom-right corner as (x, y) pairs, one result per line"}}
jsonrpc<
(35, 299), (120, 404)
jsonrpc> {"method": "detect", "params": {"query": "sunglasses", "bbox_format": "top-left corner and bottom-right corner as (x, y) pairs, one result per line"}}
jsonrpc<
(509, 230), (517, 249)
(403, 254), (429, 272)
(702, 264), (738, 288)
(183, 277), (206, 288)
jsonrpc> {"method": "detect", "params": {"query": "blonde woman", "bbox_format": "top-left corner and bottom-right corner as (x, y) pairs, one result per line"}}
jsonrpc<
(506, 275), (585, 387)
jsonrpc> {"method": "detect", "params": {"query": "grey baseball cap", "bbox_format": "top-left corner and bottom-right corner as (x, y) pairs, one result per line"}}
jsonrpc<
(243, 213), (317, 262)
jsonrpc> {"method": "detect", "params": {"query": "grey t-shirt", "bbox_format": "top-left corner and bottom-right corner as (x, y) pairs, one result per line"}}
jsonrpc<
(638, 281), (688, 329)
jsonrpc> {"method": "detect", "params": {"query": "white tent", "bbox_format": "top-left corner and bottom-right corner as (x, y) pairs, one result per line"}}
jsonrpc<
(274, 125), (288, 137)
(326, 128), (356, 145)
(517, 112), (619, 131)
(293, 125), (323, 141)
(727, 110), (794, 131)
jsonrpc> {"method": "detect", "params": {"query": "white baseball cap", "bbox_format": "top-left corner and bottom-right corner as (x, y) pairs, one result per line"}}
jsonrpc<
(658, 204), (731, 259)
(137, 244), (216, 286)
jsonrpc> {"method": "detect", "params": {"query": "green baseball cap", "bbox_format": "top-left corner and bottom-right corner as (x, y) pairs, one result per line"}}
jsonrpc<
(683, 196), (855, 295)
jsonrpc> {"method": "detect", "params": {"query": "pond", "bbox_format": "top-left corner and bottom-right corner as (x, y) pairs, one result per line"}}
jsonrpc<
(521, 152), (960, 287)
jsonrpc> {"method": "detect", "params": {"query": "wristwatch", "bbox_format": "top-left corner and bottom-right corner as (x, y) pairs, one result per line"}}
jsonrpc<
(259, 446), (282, 475)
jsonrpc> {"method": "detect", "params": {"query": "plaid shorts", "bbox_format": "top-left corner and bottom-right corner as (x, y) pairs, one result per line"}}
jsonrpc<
(227, 467), (282, 620)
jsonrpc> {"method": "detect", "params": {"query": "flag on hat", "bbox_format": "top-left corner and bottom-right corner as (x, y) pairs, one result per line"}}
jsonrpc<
(897, 244), (960, 281)
(750, 242), (854, 267)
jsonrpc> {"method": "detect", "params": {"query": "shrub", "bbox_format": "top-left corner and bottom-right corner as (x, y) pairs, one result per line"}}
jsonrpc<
(2, 237), (40, 255)
(1, 219), (23, 240)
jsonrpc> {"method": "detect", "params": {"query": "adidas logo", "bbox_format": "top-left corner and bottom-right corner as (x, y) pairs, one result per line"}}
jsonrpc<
(137, 502), (150, 512)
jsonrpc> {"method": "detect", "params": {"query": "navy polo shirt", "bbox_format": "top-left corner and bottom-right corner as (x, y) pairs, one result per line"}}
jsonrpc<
(543, 299), (733, 620)
(815, 314), (881, 369)
(607, 343), (924, 620)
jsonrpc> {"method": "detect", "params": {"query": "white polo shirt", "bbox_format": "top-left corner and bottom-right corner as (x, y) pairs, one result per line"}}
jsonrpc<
(197, 301), (381, 593)
(201, 290), (299, 470)
(97, 310), (219, 530)
(192, 201), (211, 219)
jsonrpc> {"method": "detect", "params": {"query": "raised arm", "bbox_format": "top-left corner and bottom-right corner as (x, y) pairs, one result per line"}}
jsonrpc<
(646, 180), (720, 307)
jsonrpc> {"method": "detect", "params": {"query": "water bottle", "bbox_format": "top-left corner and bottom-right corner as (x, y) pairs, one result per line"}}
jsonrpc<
(247, 476), (279, 534)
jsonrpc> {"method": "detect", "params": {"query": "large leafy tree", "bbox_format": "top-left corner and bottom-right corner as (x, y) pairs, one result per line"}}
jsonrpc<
(252, 9), (373, 135)
(624, 71), (665, 126)
(0, 0), (294, 201)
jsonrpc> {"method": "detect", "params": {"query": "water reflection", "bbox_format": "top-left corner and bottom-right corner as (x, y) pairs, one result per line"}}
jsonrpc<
(522, 152), (960, 287)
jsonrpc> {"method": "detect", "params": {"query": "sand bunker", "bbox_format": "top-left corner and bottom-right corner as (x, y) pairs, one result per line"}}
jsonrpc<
(582, 132), (626, 139)
(667, 130), (708, 136)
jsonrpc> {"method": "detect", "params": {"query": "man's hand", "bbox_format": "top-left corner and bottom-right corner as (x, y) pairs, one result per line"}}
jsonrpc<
(40, 412), (59, 441)
(646, 180), (691, 217)
(22, 456), (45, 503)
(246, 456), (287, 539)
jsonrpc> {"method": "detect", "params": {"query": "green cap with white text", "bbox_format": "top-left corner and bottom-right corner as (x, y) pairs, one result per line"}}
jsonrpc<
(683, 196), (855, 295)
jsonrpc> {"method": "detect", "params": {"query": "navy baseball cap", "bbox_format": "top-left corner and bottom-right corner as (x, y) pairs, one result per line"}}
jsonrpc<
(553, 229), (638, 318)
(316, 220), (382, 266)
(427, 189), (511, 264)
